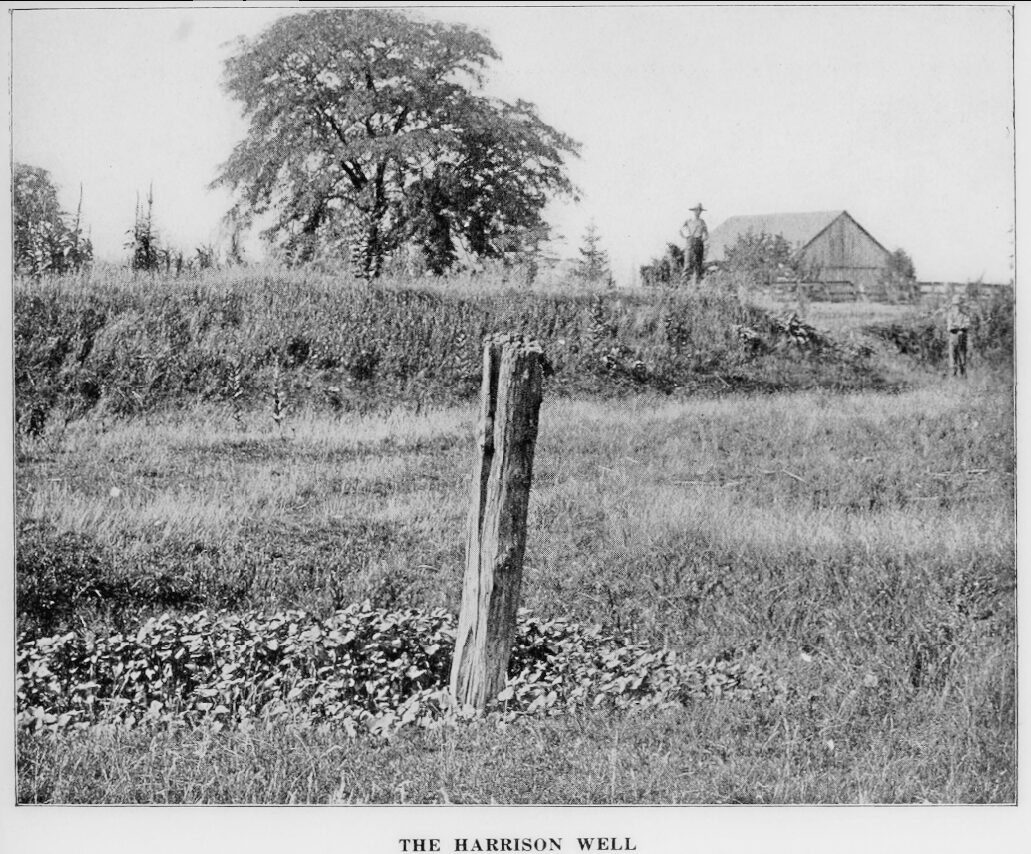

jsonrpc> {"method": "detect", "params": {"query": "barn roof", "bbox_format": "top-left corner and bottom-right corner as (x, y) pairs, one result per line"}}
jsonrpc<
(708, 210), (848, 259)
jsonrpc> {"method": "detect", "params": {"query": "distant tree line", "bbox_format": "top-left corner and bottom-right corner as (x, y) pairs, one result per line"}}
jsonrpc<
(14, 10), (578, 283)
(12, 163), (248, 278)
(13, 163), (93, 277)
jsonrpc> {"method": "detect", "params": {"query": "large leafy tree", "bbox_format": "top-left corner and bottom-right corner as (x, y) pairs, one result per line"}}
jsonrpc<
(214, 9), (580, 277)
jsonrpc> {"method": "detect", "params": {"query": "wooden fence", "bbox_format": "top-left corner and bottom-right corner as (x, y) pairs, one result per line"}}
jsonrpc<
(767, 279), (1013, 305)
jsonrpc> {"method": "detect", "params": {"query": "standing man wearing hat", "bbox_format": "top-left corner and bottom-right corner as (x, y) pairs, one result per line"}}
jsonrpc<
(680, 203), (709, 284)
(946, 294), (972, 378)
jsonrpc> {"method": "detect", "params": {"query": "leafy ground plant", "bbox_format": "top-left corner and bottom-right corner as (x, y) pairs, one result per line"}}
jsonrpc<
(18, 605), (781, 739)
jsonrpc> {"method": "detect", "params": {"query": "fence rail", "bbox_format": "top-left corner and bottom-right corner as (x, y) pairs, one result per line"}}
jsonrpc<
(767, 279), (1012, 305)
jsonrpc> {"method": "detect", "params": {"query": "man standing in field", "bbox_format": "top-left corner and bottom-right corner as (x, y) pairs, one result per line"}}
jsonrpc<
(946, 294), (972, 378)
(680, 203), (709, 285)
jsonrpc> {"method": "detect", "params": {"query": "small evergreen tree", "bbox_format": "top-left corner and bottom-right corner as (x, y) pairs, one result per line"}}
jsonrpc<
(573, 222), (611, 285)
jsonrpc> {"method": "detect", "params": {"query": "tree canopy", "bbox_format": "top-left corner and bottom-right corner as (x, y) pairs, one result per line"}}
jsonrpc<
(214, 9), (580, 278)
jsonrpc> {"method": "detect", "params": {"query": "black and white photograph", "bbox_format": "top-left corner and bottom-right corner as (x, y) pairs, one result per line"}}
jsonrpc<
(3, 2), (1023, 851)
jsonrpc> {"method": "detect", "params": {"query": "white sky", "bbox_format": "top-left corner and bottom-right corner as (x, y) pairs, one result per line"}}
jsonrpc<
(10, 4), (1017, 284)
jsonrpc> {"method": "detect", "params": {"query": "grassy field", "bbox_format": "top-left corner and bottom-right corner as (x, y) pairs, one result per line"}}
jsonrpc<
(15, 291), (1015, 802)
(14, 270), (1014, 804)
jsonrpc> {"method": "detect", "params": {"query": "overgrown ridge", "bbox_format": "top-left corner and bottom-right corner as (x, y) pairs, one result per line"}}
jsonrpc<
(15, 271), (902, 437)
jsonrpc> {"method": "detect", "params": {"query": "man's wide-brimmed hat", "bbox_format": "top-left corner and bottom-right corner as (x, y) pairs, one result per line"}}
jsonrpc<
(690, 203), (706, 212)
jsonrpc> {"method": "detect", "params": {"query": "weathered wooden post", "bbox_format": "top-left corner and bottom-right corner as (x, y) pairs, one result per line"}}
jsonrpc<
(449, 333), (545, 710)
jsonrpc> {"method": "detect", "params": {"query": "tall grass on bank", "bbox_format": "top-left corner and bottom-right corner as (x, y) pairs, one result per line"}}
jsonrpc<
(14, 266), (893, 438)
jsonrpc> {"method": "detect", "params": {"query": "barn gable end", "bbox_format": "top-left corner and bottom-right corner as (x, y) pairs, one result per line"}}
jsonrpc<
(707, 209), (894, 295)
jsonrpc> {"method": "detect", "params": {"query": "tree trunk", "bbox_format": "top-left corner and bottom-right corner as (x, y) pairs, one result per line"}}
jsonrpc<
(450, 334), (545, 710)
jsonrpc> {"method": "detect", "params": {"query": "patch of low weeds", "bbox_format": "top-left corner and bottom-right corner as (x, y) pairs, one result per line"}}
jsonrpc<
(17, 605), (785, 740)
(16, 517), (437, 640)
(16, 522), (112, 638)
(16, 522), (254, 639)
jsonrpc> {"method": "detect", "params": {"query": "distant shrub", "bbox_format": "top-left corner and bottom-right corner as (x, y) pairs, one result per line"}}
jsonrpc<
(723, 231), (792, 284)
(863, 320), (946, 365)
(640, 243), (684, 287)
(720, 230), (819, 287)
(877, 248), (919, 302)
(127, 186), (162, 273)
(975, 290), (1014, 364)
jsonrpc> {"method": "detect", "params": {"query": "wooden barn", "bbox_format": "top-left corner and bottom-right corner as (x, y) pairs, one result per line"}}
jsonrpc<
(707, 210), (894, 297)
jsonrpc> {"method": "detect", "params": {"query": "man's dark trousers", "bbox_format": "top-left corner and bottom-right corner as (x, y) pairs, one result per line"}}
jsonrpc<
(686, 238), (705, 280)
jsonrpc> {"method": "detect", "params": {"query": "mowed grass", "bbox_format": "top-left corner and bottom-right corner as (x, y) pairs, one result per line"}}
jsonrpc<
(749, 291), (917, 332)
(16, 371), (1014, 803)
